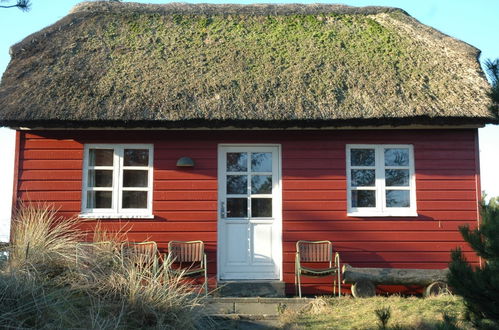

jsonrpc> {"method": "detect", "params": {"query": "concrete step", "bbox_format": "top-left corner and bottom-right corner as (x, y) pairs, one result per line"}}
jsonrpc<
(211, 314), (280, 329)
(207, 297), (311, 316)
(215, 281), (286, 297)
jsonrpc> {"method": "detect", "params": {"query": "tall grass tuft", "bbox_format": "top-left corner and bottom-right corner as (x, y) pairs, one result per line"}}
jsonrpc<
(9, 201), (82, 276)
(1, 202), (211, 329)
(94, 255), (207, 328)
(72, 240), (209, 328)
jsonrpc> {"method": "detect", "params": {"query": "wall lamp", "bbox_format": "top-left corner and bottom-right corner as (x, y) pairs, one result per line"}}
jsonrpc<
(176, 157), (195, 167)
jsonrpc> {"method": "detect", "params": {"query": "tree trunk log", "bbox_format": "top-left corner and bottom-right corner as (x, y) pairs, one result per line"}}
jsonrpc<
(351, 280), (376, 298)
(342, 264), (448, 286)
(424, 281), (450, 297)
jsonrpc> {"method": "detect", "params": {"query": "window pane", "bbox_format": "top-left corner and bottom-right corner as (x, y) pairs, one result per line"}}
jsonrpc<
(89, 149), (113, 166)
(227, 153), (247, 172)
(385, 169), (410, 186)
(251, 198), (272, 217)
(351, 169), (375, 187)
(351, 190), (376, 208)
(88, 170), (113, 187)
(227, 175), (247, 194)
(251, 175), (272, 194)
(124, 149), (149, 166)
(351, 149), (375, 166)
(123, 170), (148, 187)
(385, 148), (409, 166)
(87, 191), (112, 209)
(386, 190), (410, 208)
(227, 198), (247, 218)
(251, 152), (272, 172)
(122, 191), (148, 209)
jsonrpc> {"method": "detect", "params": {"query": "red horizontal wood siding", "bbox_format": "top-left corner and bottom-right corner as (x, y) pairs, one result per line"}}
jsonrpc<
(16, 129), (480, 295)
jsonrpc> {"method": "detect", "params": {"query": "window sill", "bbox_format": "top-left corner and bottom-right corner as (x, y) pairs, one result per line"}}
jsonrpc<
(78, 214), (155, 220)
(347, 212), (419, 218)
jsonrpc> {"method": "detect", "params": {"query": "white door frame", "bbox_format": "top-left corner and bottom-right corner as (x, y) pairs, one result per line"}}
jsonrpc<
(217, 144), (282, 281)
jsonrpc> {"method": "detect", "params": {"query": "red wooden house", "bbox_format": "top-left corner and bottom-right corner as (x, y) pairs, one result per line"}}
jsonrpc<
(0, 2), (496, 295)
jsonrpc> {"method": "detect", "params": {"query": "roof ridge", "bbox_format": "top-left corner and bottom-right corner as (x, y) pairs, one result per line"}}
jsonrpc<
(70, 2), (407, 16)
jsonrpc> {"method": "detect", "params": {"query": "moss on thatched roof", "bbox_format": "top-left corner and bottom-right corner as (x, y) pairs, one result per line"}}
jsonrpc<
(0, 2), (496, 128)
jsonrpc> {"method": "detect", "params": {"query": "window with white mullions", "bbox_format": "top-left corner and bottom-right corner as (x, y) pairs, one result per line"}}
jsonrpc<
(346, 145), (417, 217)
(81, 144), (153, 218)
(225, 151), (273, 219)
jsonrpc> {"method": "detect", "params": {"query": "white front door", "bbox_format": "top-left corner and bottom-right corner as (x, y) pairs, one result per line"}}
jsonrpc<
(218, 145), (282, 280)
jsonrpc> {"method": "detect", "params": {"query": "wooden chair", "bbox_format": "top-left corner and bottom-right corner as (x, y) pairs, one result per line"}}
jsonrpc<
(167, 240), (208, 295)
(121, 241), (159, 270)
(295, 240), (341, 298)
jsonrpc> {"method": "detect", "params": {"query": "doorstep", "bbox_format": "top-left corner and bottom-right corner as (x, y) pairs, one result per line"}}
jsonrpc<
(215, 281), (286, 297)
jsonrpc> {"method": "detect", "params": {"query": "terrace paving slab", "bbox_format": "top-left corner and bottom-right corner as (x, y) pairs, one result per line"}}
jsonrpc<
(207, 297), (311, 315)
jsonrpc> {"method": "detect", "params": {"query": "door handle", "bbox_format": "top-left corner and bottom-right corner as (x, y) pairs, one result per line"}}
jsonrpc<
(221, 201), (226, 218)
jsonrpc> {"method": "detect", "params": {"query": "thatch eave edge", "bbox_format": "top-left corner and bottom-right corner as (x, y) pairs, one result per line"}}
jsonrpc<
(1, 116), (496, 130)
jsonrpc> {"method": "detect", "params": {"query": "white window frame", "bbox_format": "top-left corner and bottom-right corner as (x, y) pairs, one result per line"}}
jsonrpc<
(346, 144), (417, 217)
(80, 144), (154, 219)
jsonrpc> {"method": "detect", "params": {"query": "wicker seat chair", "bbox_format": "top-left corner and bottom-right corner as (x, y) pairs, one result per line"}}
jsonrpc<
(121, 241), (159, 270)
(295, 240), (341, 298)
(167, 240), (208, 295)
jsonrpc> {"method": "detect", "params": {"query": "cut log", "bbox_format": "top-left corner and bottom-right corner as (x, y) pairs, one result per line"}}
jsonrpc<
(351, 280), (376, 298)
(342, 264), (448, 286)
(424, 281), (450, 297)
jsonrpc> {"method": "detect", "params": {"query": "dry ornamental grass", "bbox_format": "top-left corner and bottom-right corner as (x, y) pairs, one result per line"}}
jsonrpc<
(1, 202), (212, 329)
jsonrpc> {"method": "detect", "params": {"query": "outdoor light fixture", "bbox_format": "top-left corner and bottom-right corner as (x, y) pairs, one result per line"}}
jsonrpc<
(176, 157), (195, 167)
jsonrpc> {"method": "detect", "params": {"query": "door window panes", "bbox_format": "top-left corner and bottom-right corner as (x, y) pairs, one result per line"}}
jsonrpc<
(227, 175), (248, 194)
(251, 175), (272, 194)
(251, 198), (272, 217)
(251, 152), (272, 172)
(227, 198), (248, 218)
(227, 153), (247, 172)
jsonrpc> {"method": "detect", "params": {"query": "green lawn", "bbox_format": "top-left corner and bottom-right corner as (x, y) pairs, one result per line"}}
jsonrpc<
(280, 295), (470, 329)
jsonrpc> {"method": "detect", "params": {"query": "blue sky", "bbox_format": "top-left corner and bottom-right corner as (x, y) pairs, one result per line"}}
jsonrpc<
(0, 0), (498, 239)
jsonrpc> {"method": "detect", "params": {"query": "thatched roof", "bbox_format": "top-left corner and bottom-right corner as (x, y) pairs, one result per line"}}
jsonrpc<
(0, 1), (496, 128)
